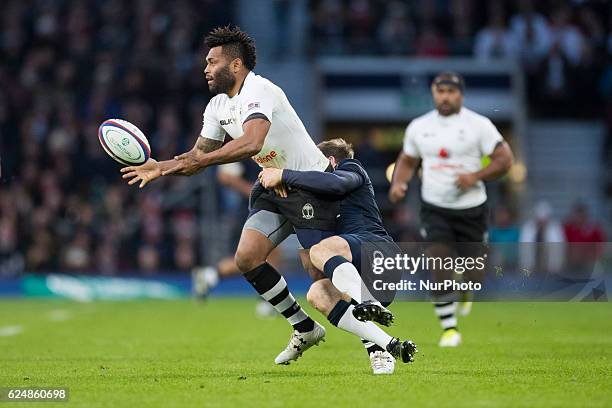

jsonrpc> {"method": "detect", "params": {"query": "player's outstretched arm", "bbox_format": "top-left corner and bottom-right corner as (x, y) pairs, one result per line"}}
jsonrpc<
(389, 152), (420, 203)
(163, 118), (270, 176)
(121, 137), (223, 188)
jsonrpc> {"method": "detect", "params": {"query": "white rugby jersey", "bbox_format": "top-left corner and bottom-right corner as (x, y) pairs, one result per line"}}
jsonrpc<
(403, 107), (504, 209)
(200, 72), (329, 171)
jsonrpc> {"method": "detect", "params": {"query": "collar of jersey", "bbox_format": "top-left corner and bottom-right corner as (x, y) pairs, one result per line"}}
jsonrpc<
(230, 71), (254, 100)
(338, 158), (361, 168)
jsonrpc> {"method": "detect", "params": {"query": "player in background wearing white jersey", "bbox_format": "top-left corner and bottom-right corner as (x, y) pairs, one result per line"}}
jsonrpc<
(389, 72), (513, 347)
(122, 26), (331, 364)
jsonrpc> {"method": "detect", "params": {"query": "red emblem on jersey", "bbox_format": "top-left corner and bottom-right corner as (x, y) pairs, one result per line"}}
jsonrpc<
(438, 148), (449, 158)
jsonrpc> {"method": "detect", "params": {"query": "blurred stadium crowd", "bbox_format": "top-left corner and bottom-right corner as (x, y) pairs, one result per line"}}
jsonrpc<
(0, 0), (609, 276)
(309, 0), (611, 117)
(0, 0), (234, 276)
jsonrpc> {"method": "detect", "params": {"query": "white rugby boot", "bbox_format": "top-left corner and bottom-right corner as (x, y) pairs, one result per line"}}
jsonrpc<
(274, 322), (326, 365)
(370, 351), (395, 375)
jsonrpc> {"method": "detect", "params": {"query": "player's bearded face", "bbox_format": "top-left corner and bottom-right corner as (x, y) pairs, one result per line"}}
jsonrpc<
(208, 63), (236, 95)
(432, 85), (463, 116)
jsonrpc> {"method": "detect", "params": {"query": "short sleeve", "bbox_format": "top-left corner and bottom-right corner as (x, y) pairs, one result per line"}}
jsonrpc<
(200, 101), (226, 141)
(402, 121), (420, 158)
(218, 162), (244, 177)
(479, 118), (504, 155)
(240, 83), (275, 125)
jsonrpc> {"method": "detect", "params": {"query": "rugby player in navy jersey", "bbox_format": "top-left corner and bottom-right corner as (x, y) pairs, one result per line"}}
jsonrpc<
(259, 138), (417, 374)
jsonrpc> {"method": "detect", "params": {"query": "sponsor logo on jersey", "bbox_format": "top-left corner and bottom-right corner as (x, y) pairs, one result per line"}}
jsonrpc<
(438, 148), (450, 158)
(254, 150), (277, 164)
(430, 163), (464, 170)
(302, 203), (314, 220)
(220, 118), (236, 126)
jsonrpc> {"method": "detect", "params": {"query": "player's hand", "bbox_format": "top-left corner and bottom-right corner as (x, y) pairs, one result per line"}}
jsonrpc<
(456, 173), (479, 190)
(162, 149), (204, 176)
(121, 158), (162, 188)
(258, 168), (283, 189)
(388, 182), (408, 203)
(273, 184), (288, 198)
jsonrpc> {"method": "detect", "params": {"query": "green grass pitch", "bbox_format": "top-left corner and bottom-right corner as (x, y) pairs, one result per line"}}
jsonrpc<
(0, 299), (610, 407)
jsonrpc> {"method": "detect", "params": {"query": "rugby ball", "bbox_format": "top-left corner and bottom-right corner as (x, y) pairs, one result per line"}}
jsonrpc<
(98, 119), (151, 166)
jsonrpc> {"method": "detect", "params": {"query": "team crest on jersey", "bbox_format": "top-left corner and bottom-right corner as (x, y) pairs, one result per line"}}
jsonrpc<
(302, 203), (314, 220)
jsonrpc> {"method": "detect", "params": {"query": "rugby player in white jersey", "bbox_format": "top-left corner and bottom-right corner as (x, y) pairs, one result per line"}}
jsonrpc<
(389, 72), (513, 347)
(121, 26), (335, 364)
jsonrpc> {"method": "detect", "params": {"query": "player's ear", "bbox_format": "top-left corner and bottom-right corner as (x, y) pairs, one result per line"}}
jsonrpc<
(328, 156), (336, 168)
(232, 58), (241, 73)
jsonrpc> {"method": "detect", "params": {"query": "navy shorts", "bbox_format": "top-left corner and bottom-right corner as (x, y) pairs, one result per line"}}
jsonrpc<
(339, 232), (397, 270)
(339, 232), (401, 306)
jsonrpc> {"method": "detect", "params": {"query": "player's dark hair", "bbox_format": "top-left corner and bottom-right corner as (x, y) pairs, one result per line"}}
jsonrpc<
(317, 138), (354, 161)
(204, 25), (257, 70)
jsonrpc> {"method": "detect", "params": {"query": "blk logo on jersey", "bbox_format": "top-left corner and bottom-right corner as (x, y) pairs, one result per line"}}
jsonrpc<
(438, 148), (450, 159)
(302, 203), (314, 220)
(220, 118), (235, 126)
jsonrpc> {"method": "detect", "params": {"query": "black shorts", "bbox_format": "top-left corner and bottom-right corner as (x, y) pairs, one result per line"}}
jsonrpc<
(420, 201), (488, 243)
(249, 181), (339, 232)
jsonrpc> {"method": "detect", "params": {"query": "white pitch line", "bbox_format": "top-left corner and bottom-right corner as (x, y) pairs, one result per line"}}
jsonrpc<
(0, 325), (23, 336)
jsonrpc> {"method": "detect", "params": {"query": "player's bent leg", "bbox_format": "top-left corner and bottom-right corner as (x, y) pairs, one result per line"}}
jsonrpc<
(303, 249), (391, 363)
(236, 212), (325, 365)
(311, 236), (365, 302)
(299, 249), (326, 282)
(352, 301), (394, 327)
(235, 228), (276, 273)
(307, 280), (395, 374)
(311, 235), (391, 323)
(310, 236), (352, 271)
(307, 279), (417, 368)
(306, 277), (346, 315)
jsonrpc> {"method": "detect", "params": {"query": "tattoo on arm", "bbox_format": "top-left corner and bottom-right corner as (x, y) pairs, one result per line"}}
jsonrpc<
(196, 137), (223, 153)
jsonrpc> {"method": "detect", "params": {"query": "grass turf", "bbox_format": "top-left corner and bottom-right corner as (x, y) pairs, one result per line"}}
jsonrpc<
(0, 299), (610, 407)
